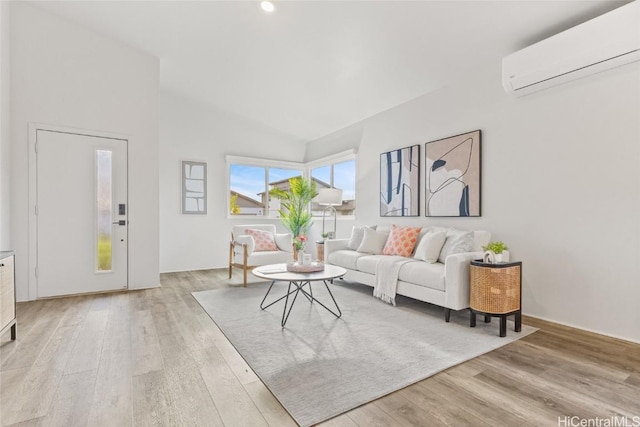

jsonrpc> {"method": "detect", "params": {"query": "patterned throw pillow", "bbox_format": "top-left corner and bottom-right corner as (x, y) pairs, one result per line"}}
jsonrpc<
(382, 225), (422, 257)
(245, 228), (278, 252)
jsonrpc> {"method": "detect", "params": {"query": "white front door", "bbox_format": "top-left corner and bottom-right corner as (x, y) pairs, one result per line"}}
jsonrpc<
(36, 130), (128, 298)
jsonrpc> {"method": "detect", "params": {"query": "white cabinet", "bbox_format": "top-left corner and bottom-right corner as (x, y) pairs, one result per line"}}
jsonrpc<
(0, 252), (16, 340)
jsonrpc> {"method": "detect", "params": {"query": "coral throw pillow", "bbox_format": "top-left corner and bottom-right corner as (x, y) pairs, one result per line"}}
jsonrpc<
(245, 228), (278, 252)
(382, 225), (421, 257)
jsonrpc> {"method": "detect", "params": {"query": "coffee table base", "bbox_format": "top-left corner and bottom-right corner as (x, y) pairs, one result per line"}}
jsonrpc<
(260, 280), (342, 327)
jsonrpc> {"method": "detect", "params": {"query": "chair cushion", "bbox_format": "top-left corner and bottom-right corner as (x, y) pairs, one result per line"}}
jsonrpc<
(327, 250), (368, 270)
(398, 262), (445, 291)
(382, 225), (421, 257)
(245, 228), (278, 251)
(246, 251), (292, 266)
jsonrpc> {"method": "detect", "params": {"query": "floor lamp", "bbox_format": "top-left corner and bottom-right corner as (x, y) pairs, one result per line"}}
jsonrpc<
(317, 188), (343, 239)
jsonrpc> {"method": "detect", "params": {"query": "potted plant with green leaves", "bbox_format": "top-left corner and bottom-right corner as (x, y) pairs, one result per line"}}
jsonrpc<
(270, 177), (318, 259)
(482, 241), (510, 263)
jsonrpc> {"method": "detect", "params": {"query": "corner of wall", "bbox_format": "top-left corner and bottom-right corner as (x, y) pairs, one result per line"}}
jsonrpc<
(0, 0), (11, 250)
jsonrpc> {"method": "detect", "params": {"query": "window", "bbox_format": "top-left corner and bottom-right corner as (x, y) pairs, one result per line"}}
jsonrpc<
(96, 149), (113, 271)
(227, 151), (356, 218)
(310, 155), (356, 218)
(228, 156), (303, 217)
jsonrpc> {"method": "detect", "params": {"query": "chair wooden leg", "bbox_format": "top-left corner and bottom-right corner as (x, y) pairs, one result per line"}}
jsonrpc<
(229, 241), (233, 279)
(243, 266), (248, 287)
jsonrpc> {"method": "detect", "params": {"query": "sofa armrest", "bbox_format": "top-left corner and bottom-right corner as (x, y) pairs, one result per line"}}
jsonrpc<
(324, 238), (349, 261)
(443, 251), (483, 310)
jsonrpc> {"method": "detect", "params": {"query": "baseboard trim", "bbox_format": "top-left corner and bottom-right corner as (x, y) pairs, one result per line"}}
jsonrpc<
(523, 312), (639, 345)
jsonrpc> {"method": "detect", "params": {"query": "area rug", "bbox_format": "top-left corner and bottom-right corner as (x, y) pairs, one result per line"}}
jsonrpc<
(192, 280), (536, 426)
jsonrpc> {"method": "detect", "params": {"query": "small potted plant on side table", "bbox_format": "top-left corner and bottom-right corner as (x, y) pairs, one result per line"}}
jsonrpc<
(482, 241), (510, 263)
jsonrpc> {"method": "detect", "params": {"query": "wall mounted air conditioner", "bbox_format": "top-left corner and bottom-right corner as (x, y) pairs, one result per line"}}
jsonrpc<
(502, 1), (639, 97)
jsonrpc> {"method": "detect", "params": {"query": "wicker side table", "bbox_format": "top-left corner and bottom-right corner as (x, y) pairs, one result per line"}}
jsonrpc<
(469, 260), (522, 337)
(316, 241), (325, 262)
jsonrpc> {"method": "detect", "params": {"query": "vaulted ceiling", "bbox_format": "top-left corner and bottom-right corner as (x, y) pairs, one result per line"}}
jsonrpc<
(29, 0), (628, 141)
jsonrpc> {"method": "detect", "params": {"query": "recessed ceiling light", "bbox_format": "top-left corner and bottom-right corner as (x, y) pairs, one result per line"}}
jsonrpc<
(261, 1), (275, 13)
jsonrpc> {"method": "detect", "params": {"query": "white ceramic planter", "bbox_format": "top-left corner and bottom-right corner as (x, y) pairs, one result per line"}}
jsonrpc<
(495, 250), (510, 263)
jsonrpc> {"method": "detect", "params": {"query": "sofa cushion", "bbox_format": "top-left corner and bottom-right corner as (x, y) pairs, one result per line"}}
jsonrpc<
(382, 225), (421, 257)
(356, 255), (407, 274)
(398, 262), (446, 291)
(438, 229), (474, 263)
(413, 230), (447, 263)
(356, 228), (390, 255)
(327, 250), (368, 270)
(347, 225), (377, 250)
(245, 228), (278, 251)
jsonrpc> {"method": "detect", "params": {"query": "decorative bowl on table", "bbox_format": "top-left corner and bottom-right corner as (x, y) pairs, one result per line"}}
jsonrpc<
(286, 261), (325, 273)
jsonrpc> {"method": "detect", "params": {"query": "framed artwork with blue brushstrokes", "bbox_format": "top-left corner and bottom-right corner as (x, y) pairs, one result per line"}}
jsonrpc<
(425, 130), (481, 217)
(380, 144), (420, 217)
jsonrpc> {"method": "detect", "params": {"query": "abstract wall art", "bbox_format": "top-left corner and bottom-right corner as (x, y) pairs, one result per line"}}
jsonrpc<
(380, 144), (420, 217)
(425, 130), (481, 217)
(182, 160), (207, 214)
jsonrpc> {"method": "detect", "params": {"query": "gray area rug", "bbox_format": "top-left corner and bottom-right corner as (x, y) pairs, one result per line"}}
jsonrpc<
(193, 280), (536, 426)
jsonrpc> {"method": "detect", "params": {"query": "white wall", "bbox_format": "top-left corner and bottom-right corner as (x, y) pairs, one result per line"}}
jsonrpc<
(159, 91), (305, 272)
(0, 1), (10, 250)
(306, 62), (640, 343)
(11, 3), (160, 300)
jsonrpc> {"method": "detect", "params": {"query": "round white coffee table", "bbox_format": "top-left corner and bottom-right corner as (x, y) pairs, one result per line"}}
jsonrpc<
(252, 264), (346, 327)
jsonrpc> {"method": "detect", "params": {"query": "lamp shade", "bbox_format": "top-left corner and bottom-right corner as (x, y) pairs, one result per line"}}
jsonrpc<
(317, 188), (343, 206)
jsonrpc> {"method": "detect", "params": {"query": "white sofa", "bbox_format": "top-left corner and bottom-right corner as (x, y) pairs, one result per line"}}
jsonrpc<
(325, 226), (490, 321)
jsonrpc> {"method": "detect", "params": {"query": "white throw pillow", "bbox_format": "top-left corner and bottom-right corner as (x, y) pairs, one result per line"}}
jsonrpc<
(438, 229), (475, 263)
(356, 227), (389, 254)
(413, 230), (447, 263)
(275, 233), (293, 252)
(347, 225), (377, 250)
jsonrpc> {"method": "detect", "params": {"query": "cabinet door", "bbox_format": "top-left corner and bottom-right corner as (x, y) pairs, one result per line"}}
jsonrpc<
(0, 255), (15, 330)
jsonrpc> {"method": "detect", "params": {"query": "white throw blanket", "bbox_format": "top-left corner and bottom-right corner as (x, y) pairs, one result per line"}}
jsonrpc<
(373, 257), (417, 306)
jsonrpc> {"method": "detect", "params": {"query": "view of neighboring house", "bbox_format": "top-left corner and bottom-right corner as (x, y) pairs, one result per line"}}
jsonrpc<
(232, 176), (356, 217)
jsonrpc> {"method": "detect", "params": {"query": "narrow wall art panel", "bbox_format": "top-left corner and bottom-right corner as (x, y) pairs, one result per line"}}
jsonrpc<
(380, 144), (420, 217)
(425, 130), (481, 217)
(182, 160), (207, 214)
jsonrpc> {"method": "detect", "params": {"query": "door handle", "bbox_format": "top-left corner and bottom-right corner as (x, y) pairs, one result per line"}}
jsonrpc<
(112, 220), (127, 226)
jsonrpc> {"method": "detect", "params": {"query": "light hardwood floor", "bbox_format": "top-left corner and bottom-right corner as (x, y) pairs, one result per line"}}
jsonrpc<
(1, 269), (639, 426)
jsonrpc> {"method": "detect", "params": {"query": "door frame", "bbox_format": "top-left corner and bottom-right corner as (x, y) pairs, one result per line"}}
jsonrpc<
(28, 123), (134, 300)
